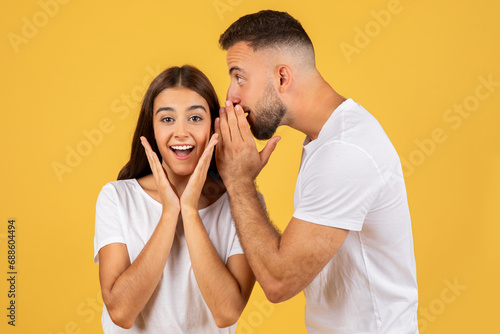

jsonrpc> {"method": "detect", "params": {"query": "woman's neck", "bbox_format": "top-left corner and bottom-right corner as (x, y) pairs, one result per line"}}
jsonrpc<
(164, 168), (190, 199)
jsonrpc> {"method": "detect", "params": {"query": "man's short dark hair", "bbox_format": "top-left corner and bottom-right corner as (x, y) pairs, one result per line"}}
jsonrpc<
(219, 10), (314, 55)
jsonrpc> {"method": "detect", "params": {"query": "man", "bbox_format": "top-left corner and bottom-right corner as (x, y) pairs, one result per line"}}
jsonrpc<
(215, 10), (419, 333)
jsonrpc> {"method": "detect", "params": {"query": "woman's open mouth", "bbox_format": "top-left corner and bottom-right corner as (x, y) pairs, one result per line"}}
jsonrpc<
(170, 145), (194, 159)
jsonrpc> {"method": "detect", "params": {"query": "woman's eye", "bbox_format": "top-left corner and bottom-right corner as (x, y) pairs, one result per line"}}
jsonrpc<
(161, 117), (174, 123)
(236, 76), (243, 84)
(190, 115), (202, 122)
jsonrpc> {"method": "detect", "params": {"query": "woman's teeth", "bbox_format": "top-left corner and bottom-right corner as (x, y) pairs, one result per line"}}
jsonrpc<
(170, 145), (193, 150)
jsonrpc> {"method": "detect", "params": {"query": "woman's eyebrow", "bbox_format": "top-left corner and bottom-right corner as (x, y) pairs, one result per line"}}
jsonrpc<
(187, 105), (207, 112)
(155, 106), (174, 114)
(155, 105), (207, 114)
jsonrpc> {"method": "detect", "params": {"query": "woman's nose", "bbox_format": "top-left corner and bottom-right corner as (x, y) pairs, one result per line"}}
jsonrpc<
(173, 121), (188, 139)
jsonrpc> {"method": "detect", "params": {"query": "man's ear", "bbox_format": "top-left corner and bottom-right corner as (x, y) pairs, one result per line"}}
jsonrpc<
(277, 65), (292, 94)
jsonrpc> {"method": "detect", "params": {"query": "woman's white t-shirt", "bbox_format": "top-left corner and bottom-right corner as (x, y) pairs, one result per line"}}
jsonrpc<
(94, 179), (243, 334)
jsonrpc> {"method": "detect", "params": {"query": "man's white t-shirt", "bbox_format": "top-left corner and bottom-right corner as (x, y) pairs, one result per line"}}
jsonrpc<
(293, 99), (419, 333)
(94, 179), (243, 334)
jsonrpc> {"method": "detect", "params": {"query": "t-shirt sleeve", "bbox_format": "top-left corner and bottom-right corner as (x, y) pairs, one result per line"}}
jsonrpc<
(293, 142), (383, 231)
(227, 219), (244, 259)
(93, 183), (126, 264)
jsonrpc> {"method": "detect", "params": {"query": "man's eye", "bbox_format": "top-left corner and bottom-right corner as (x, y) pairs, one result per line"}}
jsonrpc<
(236, 76), (243, 84)
(190, 115), (202, 122)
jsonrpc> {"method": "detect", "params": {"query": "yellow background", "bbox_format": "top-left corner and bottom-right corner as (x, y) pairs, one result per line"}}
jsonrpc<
(1, 0), (499, 333)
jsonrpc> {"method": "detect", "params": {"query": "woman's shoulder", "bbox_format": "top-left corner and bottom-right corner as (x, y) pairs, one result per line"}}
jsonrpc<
(102, 178), (138, 189)
(97, 178), (159, 209)
(98, 178), (143, 199)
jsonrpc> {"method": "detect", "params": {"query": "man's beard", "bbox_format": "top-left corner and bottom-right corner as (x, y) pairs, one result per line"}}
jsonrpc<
(249, 81), (287, 140)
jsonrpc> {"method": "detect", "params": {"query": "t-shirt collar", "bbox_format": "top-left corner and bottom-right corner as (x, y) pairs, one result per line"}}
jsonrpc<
(302, 98), (354, 150)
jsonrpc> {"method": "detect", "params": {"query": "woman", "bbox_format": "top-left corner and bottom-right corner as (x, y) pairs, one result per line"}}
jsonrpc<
(93, 65), (255, 333)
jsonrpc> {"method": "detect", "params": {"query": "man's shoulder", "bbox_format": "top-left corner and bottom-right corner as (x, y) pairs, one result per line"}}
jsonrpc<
(304, 102), (401, 184)
(335, 99), (384, 136)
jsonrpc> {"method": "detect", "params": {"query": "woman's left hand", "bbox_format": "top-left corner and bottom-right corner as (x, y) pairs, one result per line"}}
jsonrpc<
(180, 133), (219, 211)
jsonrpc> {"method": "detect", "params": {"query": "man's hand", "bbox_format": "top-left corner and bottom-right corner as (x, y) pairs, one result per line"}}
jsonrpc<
(215, 101), (280, 187)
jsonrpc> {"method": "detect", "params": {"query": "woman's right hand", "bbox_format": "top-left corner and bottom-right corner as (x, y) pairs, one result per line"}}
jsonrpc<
(140, 136), (180, 215)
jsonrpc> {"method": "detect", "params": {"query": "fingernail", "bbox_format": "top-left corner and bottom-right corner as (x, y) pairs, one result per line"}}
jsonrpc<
(219, 108), (225, 114)
(225, 101), (231, 107)
(235, 105), (241, 111)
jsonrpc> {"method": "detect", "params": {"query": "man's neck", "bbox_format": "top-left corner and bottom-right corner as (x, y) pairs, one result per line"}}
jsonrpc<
(287, 73), (346, 141)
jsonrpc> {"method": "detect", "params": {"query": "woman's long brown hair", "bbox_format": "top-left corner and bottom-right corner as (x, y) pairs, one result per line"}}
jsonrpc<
(117, 65), (221, 180)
